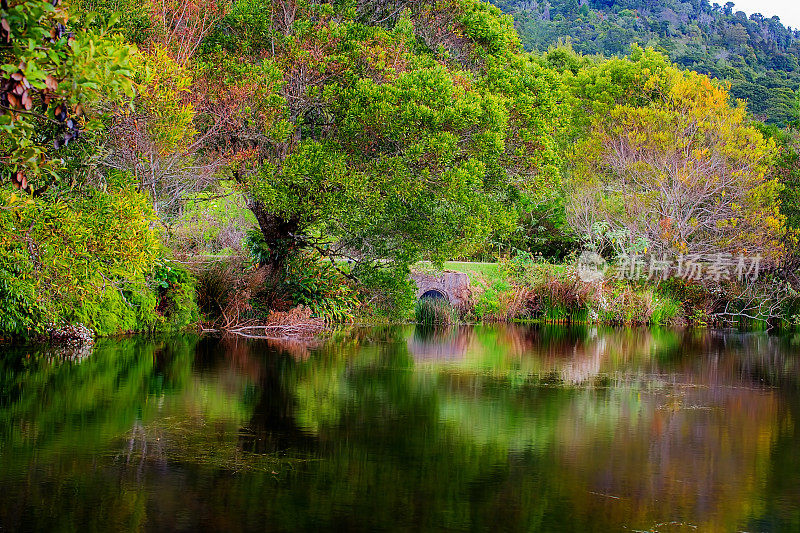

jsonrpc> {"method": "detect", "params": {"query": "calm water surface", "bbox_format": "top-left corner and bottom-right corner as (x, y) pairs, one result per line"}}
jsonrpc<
(2, 325), (800, 531)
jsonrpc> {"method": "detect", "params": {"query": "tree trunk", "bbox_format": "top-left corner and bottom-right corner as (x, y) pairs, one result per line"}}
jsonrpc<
(249, 199), (300, 271)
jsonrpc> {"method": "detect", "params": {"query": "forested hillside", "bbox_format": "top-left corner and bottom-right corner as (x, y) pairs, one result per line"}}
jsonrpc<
(491, 0), (800, 124)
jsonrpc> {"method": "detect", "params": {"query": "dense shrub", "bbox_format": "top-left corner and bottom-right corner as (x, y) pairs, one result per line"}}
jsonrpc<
(151, 261), (200, 331)
(283, 255), (360, 323)
(499, 254), (683, 326)
(0, 187), (197, 338)
(658, 278), (713, 326)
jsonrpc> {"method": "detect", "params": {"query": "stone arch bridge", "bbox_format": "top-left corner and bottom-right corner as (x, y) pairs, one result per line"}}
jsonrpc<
(410, 271), (472, 310)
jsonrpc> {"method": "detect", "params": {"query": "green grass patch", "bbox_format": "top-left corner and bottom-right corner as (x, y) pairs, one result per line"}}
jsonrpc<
(414, 261), (502, 280)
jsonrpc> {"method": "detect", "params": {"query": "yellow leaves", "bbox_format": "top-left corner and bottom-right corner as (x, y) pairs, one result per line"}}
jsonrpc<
(138, 46), (193, 92)
(764, 215), (784, 232)
(668, 70), (729, 115)
(567, 46), (787, 258)
(134, 45), (197, 154)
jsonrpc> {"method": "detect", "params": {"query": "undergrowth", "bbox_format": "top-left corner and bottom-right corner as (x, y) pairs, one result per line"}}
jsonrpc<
(416, 297), (459, 326)
(464, 253), (684, 326)
(0, 187), (198, 339)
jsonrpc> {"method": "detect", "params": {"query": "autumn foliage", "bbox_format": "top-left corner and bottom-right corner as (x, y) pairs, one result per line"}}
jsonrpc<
(564, 47), (786, 262)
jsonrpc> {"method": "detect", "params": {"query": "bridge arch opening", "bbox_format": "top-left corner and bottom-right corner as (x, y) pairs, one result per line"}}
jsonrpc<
(420, 289), (448, 301)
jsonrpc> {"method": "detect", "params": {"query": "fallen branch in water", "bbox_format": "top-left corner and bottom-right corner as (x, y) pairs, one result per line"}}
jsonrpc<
(229, 324), (320, 331)
(203, 305), (326, 338)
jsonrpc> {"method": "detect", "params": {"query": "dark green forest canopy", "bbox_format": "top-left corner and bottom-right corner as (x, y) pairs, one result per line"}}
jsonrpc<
(490, 0), (800, 125)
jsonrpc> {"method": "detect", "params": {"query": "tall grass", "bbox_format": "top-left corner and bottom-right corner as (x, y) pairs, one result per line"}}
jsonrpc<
(415, 297), (459, 326)
(418, 255), (798, 330)
(650, 293), (681, 326)
(499, 255), (685, 326)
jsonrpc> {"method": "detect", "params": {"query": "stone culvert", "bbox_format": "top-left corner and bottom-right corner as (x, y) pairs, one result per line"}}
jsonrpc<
(410, 271), (472, 310)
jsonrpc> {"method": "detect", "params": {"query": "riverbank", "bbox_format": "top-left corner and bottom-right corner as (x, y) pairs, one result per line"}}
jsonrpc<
(416, 255), (800, 331)
(2, 251), (798, 344)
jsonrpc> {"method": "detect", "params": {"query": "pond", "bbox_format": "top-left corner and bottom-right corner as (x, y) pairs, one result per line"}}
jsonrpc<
(2, 325), (800, 531)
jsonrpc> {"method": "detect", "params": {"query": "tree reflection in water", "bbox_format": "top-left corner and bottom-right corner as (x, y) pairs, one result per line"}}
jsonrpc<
(1, 326), (800, 531)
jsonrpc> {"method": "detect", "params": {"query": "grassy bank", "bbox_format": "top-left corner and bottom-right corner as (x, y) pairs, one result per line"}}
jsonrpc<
(4, 243), (798, 342)
(421, 256), (799, 330)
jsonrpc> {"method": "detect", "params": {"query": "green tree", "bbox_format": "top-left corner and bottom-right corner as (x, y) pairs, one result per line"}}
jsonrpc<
(0, 1), (198, 337)
(197, 0), (564, 285)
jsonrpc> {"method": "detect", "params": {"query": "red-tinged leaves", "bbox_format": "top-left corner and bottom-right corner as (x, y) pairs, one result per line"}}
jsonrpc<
(11, 171), (27, 191)
(0, 19), (9, 44)
(53, 103), (66, 121)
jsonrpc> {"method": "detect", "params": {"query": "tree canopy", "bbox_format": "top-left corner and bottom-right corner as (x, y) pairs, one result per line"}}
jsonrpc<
(562, 46), (785, 259)
(192, 0), (565, 278)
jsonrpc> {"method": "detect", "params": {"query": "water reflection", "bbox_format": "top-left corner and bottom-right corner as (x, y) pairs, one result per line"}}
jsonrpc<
(1, 326), (800, 531)
(407, 326), (474, 361)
